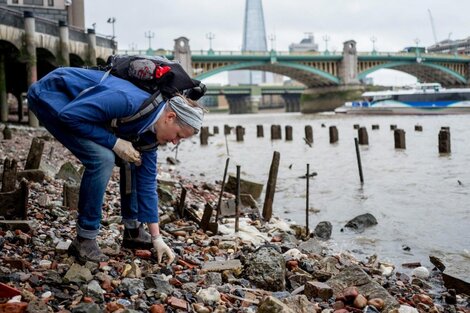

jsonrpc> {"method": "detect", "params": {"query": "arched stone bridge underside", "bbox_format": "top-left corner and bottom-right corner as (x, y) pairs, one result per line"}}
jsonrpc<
(192, 53), (470, 87)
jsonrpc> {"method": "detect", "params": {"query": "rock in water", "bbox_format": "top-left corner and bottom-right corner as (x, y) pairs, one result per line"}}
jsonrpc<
(314, 221), (332, 240)
(344, 213), (378, 233)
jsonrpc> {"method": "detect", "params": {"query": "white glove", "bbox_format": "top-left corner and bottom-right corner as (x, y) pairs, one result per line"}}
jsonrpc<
(112, 138), (141, 166)
(152, 235), (175, 265)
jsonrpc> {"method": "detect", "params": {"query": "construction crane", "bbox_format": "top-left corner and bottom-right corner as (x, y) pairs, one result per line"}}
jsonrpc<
(428, 9), (438, 44)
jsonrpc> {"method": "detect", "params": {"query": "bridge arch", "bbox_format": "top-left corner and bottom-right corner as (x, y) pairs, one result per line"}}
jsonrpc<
(195, 60), (340, 86)
(359, 61), (467, 86)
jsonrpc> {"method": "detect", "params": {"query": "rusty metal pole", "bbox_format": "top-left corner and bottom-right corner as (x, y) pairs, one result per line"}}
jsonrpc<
(306, 163), (310, 236)
(354, 138), (364, 184)
(235, 165), (241, 233)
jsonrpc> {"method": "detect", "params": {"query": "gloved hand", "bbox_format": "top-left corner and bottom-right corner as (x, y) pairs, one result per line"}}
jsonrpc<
(152, 234), (175, 264)
(112, 138), (141, 166)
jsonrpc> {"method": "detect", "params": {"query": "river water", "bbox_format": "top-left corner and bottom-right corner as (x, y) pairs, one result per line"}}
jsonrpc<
(159, 112), (470, 270)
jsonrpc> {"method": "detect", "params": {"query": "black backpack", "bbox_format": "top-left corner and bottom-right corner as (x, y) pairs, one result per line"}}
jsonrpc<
(105, 54), (206, 101)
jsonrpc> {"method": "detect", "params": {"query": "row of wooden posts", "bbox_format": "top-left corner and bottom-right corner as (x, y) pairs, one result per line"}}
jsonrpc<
(199, 123), (452, 154)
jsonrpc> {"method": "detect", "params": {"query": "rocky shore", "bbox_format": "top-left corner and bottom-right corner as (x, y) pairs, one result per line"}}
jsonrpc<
(0, 125), (468, 313)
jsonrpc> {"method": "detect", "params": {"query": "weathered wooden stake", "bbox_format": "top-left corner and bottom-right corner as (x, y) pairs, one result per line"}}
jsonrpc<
(306, 163), (310, 236)
(372, 124), (380, 130)
(354, 138), (364, 184)
(200, 126), (209, 145)
(1, 158), (17, 192)
(213, 126), (219, 134)
(415, 125), (423, 131)
(3, 125), (12, 140)
(0, 180), (28, 219)
(236, 125), (244, 142)
(235, 165), (241, 233)
(262, 151), (280, 221)
(358, 127), (369, 145)
(439, 128), (451, 154)
(390, 124), (397, 130)
(285, 125), (293, 141)
(215, 158), (230, 222)
(257, 125), (264, 138)
(329, 126), (338, 143)
(63, 182), (79, 209)
(305, 125), (313, 144)
(271, 125), (282, 140)
(224, 124), (231, 135)
(353, 124), (360, 129)
(394, 129), (406, 149)
(178, 186), (187, 218)
(25, 137), (45, 170)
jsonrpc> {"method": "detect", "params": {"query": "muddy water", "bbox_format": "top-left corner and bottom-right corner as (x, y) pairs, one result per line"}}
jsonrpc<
(159, 112), (470, 271)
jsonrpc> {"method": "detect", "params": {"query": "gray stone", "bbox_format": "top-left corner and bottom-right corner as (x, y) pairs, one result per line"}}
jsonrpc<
(314, 221), (332, 240)
(205, 272), (223, 286)
(298, 238), (324, 255)
(56, 161), (81, 183)
(304, 281), (333, 300)
(257, 296), (295, 313)
(64, 263), (93, 284)
(71, 302), (103, 313)
(245, 246), (286, 291)
(202, 259), (242, 272)
(282, 295), (319, 313)
(27, 299), (49, 313)
(55, 240), (72, 253)
(121, 278), (145, 296)
(84, 280), (105, 303)
(144, 275), (174, 295)
(327, 265), (399, 312)
(225, 174), (264, 199)
(344, 213), (377, 233)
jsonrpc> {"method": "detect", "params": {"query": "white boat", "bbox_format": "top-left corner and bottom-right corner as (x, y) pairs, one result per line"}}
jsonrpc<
(335, 83), (470, 114)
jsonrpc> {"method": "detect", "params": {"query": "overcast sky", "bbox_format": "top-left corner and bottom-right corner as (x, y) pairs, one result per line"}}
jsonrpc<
(85, 0), (470, 53)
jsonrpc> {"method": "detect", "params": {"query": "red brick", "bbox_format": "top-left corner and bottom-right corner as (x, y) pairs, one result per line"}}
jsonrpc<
(0, 302), (28, 313)
(167, 296), (188, 310)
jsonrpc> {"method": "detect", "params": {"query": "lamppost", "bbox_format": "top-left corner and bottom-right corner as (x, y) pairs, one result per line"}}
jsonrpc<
(206, 32), (215, 54)
(269, 33), (276, 51)
(107, 17), (116, 54)
(323, 35), (330, 55)
(414, 38), (422, 63)
(370, 36), (377, 54)
(145, 31), (155, 54)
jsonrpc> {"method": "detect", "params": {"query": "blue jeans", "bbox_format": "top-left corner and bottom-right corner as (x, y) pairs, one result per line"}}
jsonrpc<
(29, 99), (139, 239)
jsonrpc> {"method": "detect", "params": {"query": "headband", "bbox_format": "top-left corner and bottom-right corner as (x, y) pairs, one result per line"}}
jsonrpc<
(168, 96), (204, 131)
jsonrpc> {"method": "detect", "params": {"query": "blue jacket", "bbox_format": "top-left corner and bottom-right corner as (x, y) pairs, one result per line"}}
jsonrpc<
(28, 67), (163, 222)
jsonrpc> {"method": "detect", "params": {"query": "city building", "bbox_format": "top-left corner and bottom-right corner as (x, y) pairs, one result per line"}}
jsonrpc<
(427, 37), (470, 55)
(289, 33), (319, 53)
(0, 0), (85, 29)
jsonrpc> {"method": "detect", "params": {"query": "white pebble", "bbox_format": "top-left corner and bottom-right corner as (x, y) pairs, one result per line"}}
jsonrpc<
(411, 266), (430, 279)
(398, 305), (419, 313)
(41, 291), (52, 299)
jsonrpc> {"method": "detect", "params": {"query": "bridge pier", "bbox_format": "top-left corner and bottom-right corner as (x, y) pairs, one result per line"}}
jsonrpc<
(282, 94), (301, 112)
(24, 11), (39, 127)
(226, 94), (260, 114)
(58, 21), (70, 66)
(301, 86), (364, 113)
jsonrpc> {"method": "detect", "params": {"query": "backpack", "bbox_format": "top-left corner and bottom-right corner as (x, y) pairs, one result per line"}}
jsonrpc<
(105, 54), (206, 101)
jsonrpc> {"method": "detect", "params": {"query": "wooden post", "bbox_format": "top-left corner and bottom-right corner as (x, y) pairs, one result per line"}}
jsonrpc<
(372, 124), (380, 130)
(235, 165), (241, 233)
(1, 158), (17, 192)
(415, 125), (423, 131)
(262, 151), (280, 221)
(25, 137), (44, 170)
(271, 125), (281, 140)
(285, 125), (293, 141)
(439, 128), (451, 154)
(0, 180), (28, 219)
(354, 138), (364, 183)
(213, 126), (219, 134)
(390, 124), (397, 130)
(305, 125), (313, 144)
(200, 126), (209, 145)
(215, 158), (230, 222)
(224, 124), (231, 135)
(236, 125), (244, 142)
(178, 186), (187, 218)
(63, 182), (79, 209)
(329, 126), (338, 143)
(3, 125), (12, 140)
(305, 163), (310, 236)
(353, 124), (360, 129)
(394, 129), (406, 149)
(257, 125), (264, 138)
(358, 127), (369, 145)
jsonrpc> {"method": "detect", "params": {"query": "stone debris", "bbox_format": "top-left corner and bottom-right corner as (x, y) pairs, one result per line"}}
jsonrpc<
(0, 125), (468, 312)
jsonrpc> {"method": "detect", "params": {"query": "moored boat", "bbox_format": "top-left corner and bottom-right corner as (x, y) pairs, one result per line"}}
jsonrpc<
(335, 83), (470, 114)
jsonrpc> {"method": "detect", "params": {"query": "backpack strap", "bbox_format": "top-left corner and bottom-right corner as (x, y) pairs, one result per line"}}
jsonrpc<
(110, 91), (165, 128)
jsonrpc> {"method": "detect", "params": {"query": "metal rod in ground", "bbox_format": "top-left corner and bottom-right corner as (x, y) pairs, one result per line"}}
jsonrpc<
(174, 142), (179, 161)
(224, 134), (230, 156)
(262, 151), (280, 221)
(354, 138), (364, 183)
(235, 165), (241, 233)
(306, 163), (310, 236)
(215, 157), (230, 222)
